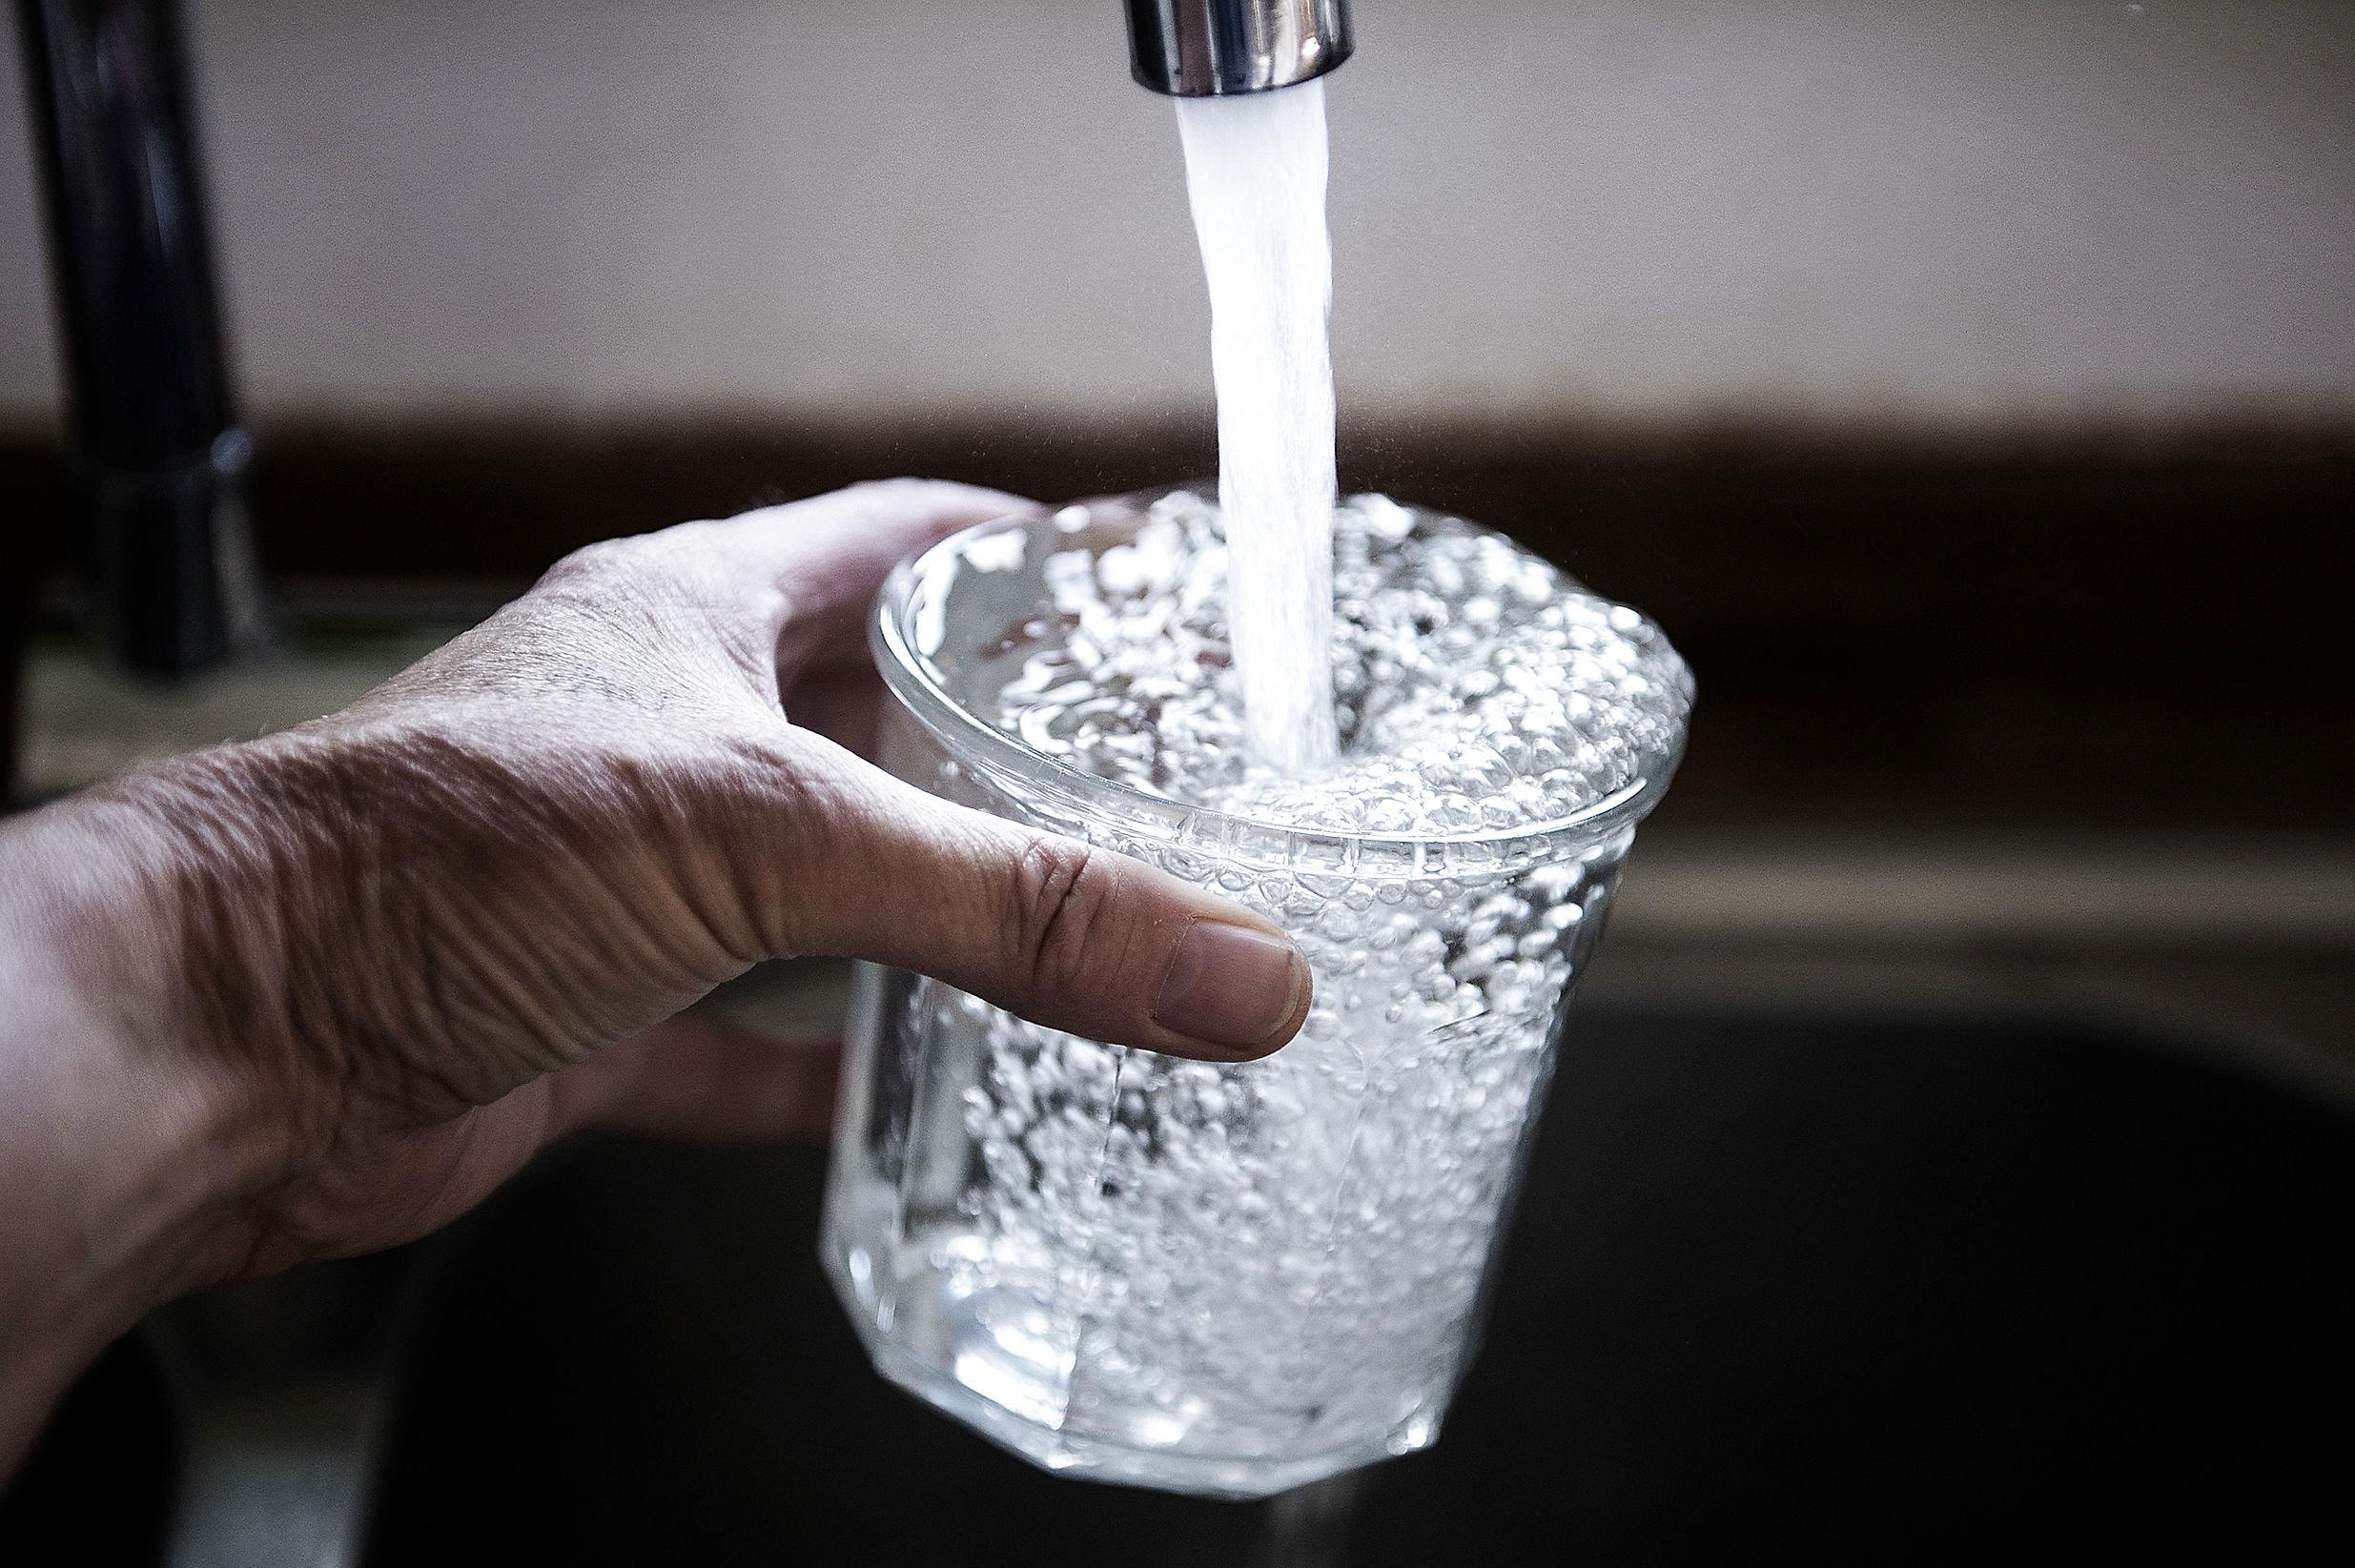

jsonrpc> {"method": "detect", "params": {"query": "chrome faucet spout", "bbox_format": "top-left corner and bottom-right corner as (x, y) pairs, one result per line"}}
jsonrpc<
(1124, 0), (1354, 97)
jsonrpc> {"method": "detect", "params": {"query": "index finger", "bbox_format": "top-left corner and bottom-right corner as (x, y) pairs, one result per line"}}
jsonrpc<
(705, 479), (1039, 683)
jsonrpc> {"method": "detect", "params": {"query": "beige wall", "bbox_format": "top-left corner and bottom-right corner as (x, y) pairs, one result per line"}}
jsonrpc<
(2, 0), (2350, 428)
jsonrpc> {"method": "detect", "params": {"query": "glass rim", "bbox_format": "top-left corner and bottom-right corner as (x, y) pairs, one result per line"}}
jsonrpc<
(870, 493), (1689, 878)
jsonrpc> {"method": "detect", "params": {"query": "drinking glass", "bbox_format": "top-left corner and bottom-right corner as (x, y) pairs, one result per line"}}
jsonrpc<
(822, 488), (1689, 1497)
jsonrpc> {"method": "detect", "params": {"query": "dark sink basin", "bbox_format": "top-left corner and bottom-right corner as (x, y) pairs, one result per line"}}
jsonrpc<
(364, 1006), (2355, 1563)
(0, 1336), (176, 1564)
(12, 1005), (2355, 1563)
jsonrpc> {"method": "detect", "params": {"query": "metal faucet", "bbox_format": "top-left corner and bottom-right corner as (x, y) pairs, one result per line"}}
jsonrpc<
(1124, 0), (1354, 96)
(15, 0), (265, 680)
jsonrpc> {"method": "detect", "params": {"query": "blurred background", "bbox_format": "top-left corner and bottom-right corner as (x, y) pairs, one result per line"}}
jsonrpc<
(3, 2), (2353, 1563)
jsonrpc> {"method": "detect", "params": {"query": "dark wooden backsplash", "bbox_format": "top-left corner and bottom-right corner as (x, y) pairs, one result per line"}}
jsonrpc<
(6, 415), (2351, 832)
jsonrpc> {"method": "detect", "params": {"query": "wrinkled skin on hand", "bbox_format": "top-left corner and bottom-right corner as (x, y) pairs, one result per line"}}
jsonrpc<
(122, 490), (963, 1273)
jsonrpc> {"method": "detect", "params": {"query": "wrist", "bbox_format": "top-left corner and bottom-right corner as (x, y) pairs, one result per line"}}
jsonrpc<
(0, 781), (286, 1468)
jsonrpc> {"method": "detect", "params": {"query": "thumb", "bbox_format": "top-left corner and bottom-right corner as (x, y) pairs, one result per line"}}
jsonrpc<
(780, 747), (1313, 1063)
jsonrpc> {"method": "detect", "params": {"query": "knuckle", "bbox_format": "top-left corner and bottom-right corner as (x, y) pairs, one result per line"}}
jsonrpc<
(840, 477), (973, 527)
(847, 476), (935, 505)
(540, 537), (639, 587)
(1008, 834), (1108, 995)
(535, 537), (713, 623)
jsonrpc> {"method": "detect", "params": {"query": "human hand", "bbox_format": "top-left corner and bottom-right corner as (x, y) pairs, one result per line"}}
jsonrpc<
(0, 480), (1310, 1467)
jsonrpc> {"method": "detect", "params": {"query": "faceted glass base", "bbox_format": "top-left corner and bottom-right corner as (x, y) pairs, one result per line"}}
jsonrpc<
(822, 1232), (1433, 1499)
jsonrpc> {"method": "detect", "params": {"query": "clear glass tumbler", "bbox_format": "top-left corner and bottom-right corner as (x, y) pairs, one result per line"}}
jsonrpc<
(822, 489), (1689, 1497)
